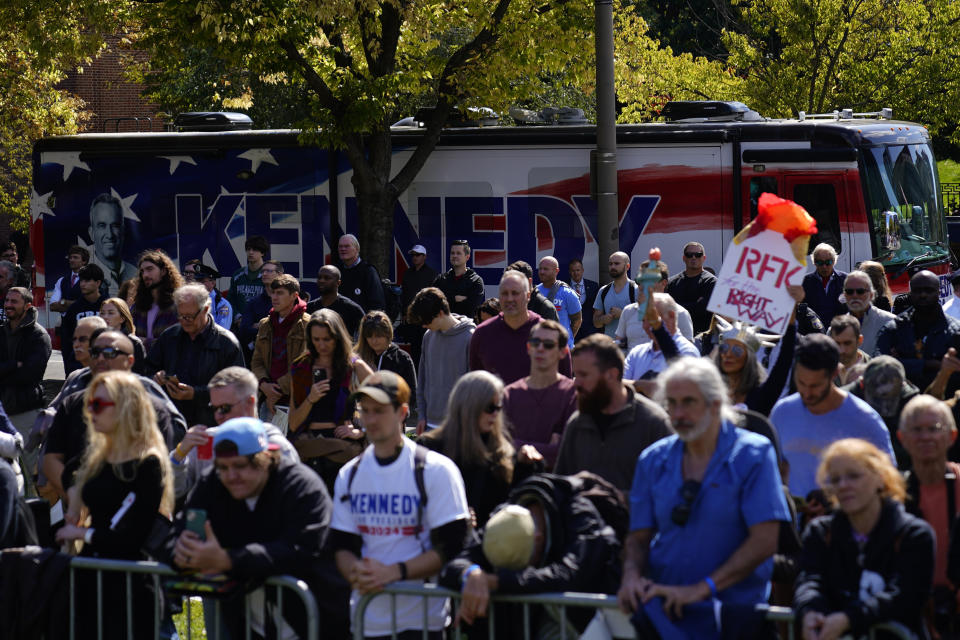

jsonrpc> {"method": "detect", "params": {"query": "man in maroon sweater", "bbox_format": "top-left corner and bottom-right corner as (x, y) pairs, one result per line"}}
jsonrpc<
(470, 271), (571, 384)
(502, 319), (577, 469)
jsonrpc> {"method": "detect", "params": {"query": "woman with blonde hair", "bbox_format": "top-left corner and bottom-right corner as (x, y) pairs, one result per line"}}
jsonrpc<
(419, 370), (543, 527)
(355, 310), (416, 394)
(99, 296), (145, 372)
(859, 260), (893, 312)
(55, 370), (174, 637)
(794, 438), (934, 640)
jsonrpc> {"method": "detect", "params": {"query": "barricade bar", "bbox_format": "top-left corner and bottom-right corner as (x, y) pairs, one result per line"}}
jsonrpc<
(65, 557), (319, 640)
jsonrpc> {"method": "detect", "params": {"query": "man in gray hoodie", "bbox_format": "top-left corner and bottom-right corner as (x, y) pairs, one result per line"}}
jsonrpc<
(407, 287), (476, 434)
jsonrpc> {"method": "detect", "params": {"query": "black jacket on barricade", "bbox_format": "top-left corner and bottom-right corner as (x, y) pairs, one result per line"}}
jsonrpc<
(795, 499), (934, 639)
(169, 457), (349, 639)
(144, 315), (245, 425)
(0, 306), (52, 414)
(439, 473), (622, 638)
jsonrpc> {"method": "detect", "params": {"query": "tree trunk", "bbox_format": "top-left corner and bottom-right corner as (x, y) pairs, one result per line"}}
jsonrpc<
(351, 171), (398, 280)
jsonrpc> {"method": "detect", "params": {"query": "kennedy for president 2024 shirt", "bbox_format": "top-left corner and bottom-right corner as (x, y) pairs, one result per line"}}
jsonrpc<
(331, 440), (469, 636)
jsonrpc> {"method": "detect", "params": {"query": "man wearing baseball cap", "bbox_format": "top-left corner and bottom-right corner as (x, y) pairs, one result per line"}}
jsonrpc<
(397, 245), (438, 367)
(171, 416), (346, 638)
(330, 371), (470, 638)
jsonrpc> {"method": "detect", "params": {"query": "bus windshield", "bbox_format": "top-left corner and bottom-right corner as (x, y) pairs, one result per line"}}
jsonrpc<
(861, 142), (948, 269)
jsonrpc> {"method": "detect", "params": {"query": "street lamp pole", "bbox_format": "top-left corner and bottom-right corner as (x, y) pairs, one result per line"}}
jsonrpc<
(592, 0), (618, 285)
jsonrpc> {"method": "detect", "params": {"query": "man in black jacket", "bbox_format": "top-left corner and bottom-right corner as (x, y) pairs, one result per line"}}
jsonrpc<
(60, 264), (106, 374)
(441, 473), (622, 638)
(435, 240), (486, 319)
(171, 417), (345, 639)
(0, 287), (52, 454)
(146, 284), (245, 425)
(337, 234), (385, 312)
(306, 265), (365, 337)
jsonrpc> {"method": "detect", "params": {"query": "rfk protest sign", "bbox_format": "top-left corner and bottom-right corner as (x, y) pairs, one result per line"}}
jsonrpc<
(708, 229), (805, 333)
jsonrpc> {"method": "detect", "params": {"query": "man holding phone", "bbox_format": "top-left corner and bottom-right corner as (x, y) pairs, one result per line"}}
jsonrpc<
(171, 417), (346, 638)
(169, 366), (298, 498)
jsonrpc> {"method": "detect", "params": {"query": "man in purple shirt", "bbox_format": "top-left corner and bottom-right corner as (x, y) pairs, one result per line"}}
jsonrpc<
(502, 319), (577, 468)
(469, 271), (571, 384)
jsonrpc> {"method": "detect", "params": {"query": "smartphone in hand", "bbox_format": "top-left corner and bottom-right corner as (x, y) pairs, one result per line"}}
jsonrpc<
(313, 369), (327, 383)
(185, 508), (207, 541)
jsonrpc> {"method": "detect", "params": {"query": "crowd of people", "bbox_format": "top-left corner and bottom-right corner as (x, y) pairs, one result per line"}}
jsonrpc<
(4, 231), (960, 639)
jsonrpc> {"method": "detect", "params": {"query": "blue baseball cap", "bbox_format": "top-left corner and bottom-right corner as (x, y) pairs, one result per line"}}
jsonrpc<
(208, 417), (277, 457)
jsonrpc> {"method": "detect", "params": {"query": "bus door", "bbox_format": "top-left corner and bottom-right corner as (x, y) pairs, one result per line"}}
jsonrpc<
(784, 174), (851, 271)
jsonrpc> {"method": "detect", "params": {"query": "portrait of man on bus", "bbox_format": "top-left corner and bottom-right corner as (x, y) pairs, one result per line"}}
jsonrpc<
(87, 193), (138, 296)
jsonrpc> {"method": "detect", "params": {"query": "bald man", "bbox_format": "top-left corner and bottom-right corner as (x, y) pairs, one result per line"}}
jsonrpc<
(306, 264), (365, 337)
(537, 256), (581, 348)
(593, 251), (638, 339)
(876, 270), (960, 393)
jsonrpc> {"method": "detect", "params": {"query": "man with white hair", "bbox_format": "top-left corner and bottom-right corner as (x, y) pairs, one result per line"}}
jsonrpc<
(146, 283), (245, 425)
(470, 271), (571, 385)
(801, 243), (847, 326)
(337, 233), (386, 312)
(618, 357), (790, 637)
(842, 270), (895, 355)
(537, 256), (581, 349)
(623, 291), (699, 392)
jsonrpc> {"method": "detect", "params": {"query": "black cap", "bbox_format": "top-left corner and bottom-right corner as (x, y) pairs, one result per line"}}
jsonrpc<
(195, 264), (221, 280)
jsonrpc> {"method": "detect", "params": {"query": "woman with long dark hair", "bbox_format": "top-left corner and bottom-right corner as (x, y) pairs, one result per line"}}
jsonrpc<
(289, 310), (373, 484)
(355, 310), (417, 395)
(420, 370), (543, 527)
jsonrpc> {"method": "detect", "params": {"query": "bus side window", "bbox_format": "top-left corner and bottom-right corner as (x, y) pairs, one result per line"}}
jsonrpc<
(749, 177), (778, 221)
(793, 183), (841, 254)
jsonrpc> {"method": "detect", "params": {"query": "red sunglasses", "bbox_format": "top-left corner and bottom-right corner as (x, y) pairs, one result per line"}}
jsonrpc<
(88, 398), (116, 414)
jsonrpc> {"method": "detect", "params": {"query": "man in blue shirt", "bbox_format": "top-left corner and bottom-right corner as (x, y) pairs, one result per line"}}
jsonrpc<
(537, 256), (581, 348)
(619, 357), (790, 638)
(770, 333), (895, 497)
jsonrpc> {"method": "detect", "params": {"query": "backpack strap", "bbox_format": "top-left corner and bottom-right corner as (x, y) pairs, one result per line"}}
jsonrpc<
(413, 443), (428, 535)
(599, 283), (611, 308)
(340, 455), (362, 503)
(628, 283), (636, 303)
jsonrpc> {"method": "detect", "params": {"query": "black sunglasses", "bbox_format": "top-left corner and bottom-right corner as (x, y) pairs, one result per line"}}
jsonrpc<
(814, 259), (834, 266)
(90, 346), (130, 360)
(684, 251), (704, 259)
(844, 287), (868, 295)
(208, 400), (242, 415)
(670, 480), (701, 526)
(527, 337), (558, 350)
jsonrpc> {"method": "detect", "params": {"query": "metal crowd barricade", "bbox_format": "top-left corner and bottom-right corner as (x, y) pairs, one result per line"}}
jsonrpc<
(68, 556), (319, 640)
(352, 583), (918, 640)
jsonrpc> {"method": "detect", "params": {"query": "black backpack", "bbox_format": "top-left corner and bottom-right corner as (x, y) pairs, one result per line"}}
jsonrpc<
(598, 281), (636, 310)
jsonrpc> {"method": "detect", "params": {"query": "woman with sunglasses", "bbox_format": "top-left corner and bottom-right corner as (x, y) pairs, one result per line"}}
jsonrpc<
(419, 370), (543, 527)
(795, 438), (933, 640)
(355, 310), (417, 396)
(99, 296), (146, 373)
(54, 370), (175, 637)
(289, 309), (374, 485)
(713, 284), (804, 416)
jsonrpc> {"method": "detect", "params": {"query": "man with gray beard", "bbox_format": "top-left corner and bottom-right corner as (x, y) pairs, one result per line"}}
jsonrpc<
(841, 270), (894, 356)
(618, 357), (790, 638)
(554, 333), (670, 491)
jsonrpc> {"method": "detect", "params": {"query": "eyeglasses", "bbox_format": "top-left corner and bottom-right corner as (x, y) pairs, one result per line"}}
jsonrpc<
(719, 343), (746, 358)
(208, 400), (243, 415)
(670, 480), (701, 526)
(90, 346), (130, 360)
(178, 309), (204, 322)
(87, 398), (116, 414)
(844, 287), (868, 296)
(484, 403), (503, 414)
(684, 252), (704, 259)
(527, 337), (558, 350)
(814, 259), (834, 266)
(906, 423), (949, 435)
